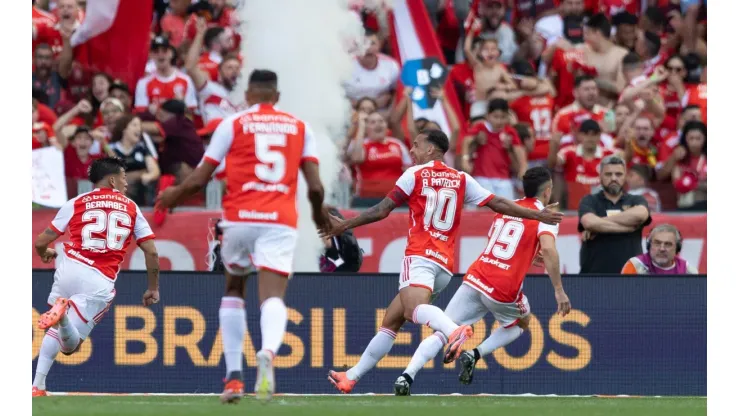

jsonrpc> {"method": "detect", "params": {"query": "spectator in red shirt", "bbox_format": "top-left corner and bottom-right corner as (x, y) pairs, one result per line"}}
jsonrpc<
(135, 36), (198, 116)
(668, 121), (707, 211)
(449, 37), (478, 121)
(623, 116), (659, 170)
(195, 26), (236, 82)
(32, 101), (58, 150)
(159, 0), (192, 48)
(550, 75), (609, 155)
(58, 126), (111, 179)
(32, 0), (80, 58)
(181, 0), (240, 55)
(462, 99), (527, 199)
(552, 119), (619, 209)
(347, 112), (412, 201)
(346, 97), (378, 147)
(656, 104), (703, 171)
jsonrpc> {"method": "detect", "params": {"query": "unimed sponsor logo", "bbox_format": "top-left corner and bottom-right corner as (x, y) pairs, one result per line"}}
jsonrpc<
(238, 210), (278, 221)
(425, 249), (448, 265)
(466, 274), (494, 293)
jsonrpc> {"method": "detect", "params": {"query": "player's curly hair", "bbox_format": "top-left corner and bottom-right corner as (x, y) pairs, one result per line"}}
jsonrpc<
(421, 129), (449, 154)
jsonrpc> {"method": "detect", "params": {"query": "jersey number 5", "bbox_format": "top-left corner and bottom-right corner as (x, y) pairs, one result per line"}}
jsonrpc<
(255, 133), (287, 183)
(483, 218), (524, 260)
(81, 210), (132, 251)
(421, 187), (457, 231)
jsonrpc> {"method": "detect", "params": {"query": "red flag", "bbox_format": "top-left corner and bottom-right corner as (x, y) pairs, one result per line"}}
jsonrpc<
(70, 0), (153, 90)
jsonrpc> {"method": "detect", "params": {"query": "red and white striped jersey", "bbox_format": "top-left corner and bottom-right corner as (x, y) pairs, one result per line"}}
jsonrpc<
(49, 188), (155, 281)
(134, 70), (198, 112)
(388, 161), (494, 274)
(464, 198), (558, 303)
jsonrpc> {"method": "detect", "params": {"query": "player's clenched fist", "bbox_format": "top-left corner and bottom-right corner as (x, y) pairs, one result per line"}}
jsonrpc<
(142, 289), (160, 306)
(40, 248), (57, 264)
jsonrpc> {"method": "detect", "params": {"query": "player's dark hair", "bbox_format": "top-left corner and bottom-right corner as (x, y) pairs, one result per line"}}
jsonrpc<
(522, 167), (551, 198)
(487, 98), (509, 114)
(622, 52), (642, 68)
(422, 129), (449, 154)
(643, 31), (662, 57)
(89, 157), (127, 184)
(248, 69), (278, 89)
(574, 74), (595, 88)
(204, 26), (225, 49)
(585, 13), (611, 38)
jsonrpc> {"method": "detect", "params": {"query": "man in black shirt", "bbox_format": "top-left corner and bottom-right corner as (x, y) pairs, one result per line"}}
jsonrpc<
(578, 155), (652, 273)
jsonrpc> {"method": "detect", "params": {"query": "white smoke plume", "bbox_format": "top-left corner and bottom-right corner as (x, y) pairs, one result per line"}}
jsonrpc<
(236, 0), (364, 271)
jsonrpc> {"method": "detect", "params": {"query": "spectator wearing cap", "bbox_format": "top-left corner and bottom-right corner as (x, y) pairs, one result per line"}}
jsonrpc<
(185, 17), (243, 124)
(461, 99), (526, 199)
(463, 0), (519, 65)
(110, 114), (161, 205)
(32, 44), (64, 109)
(343, 29), (400, 115)
(626, 164), (662, 213)
(551, 119), (619, 209)
(109, 79), (132, 110)
(135, 36), (198, 116)
(154, 100), (206, 182)
(578, 155), (652, 273)
(507, 59), (556, 165)
(621, 224), (697, 275)
(612, 11), (639, 51)
(583, 13), (629, 103)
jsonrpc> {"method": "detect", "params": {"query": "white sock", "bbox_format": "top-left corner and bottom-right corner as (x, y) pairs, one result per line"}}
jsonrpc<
(57, 313), (80, 353)
(346, 328), (396, 381)
(476, 325), (524, 356)
(219, 297), (246, 378)
(412, 304), (459, 337)
(404, 331), (445, 380)
(33, 331), (61, 390)
(260, 297), (287, 356)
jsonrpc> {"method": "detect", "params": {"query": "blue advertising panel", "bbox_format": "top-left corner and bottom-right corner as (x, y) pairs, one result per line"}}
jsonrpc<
(31, 272), (706, 396)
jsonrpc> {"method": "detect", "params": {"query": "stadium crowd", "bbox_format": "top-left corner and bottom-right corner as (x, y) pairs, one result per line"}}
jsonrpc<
(32, 0), (707, 214)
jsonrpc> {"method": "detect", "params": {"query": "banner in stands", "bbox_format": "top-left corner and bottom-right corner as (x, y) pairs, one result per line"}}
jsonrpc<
(31, 211), (707, 273)
(32, 148), (67, 208)
(31, 271), (706, 395)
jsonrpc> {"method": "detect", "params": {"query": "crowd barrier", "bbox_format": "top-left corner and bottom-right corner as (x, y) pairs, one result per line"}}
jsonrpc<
(31, 271), (706, 396)
(31, 210), (708, 273)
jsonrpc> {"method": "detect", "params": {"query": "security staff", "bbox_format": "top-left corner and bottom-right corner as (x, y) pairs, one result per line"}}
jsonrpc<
(621, 224), (699, 274)
(578, 155), (652, 273)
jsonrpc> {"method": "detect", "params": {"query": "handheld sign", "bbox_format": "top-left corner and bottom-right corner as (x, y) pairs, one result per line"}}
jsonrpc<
(400, 57), (449, 110)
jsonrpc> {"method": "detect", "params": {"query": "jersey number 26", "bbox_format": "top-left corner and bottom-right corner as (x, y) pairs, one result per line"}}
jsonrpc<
(81, 210), (132, 251)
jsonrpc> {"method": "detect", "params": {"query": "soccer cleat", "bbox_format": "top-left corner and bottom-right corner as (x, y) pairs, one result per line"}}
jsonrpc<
(393, 376), (411, 396)
(32, 387), (48, 397)
(220, 379), (244, 404)
(327, 370), (356, 394)
(254, 350), (275, 402)
(443, 325), (473, 364)
(458, 350), (477, 385)
(38, 298), (69, 330)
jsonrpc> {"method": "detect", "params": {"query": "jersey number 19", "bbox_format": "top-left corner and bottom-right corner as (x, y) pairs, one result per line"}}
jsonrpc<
(483, 218), (524, 260)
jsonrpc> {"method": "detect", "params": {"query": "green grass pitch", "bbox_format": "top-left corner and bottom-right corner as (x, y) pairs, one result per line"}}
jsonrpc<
(33, 395), (707, 416)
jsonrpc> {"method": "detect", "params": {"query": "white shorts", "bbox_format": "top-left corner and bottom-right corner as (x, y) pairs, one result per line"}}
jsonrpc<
(474, 177), (515, 200)
(445, 283), (531, 328)
(47, 251), (116, 339)
(398, 256), (452, 298)
(220, 222), (298, 277)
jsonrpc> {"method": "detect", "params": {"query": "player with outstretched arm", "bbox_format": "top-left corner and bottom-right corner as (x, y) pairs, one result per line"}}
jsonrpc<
(157, 70), (330, 404)
(32, 157), (160, 397)
(393, 166), (571, 395)
(322, 130), (563, 394)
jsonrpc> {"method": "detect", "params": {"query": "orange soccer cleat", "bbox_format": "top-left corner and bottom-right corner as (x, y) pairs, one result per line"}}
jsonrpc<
(38, 298), (69, 330)
(32, 387), (47, 397)
(220, 379), (244, 404)
(328, 370), (356, 394)
(443, 325), (473, 364)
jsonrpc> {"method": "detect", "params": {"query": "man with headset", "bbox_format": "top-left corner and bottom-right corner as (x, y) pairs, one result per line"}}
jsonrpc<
(621, 224), (699, 275)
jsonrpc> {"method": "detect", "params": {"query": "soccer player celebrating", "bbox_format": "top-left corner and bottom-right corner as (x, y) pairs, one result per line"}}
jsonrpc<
(393, 167), (571, 395)
(32, 158), (160, 397)
(157, 70), (330, 403)
(322, 130), (563, 394)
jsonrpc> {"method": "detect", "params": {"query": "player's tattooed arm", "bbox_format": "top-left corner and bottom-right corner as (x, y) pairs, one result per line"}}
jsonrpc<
(486, 196), (563, 225)
(139, 240), (160, 291)
(34, 227), (60, 258)
(340, 196), (399, 232)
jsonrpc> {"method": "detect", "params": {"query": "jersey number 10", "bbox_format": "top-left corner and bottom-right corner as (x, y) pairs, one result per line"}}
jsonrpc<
(421, 186), (458, 231)
(483, 218), (524, 260)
